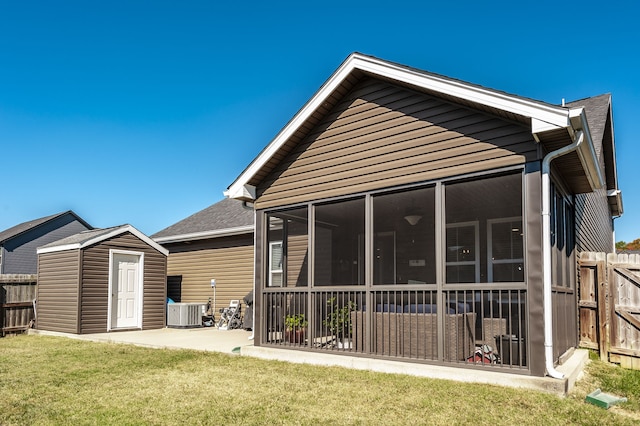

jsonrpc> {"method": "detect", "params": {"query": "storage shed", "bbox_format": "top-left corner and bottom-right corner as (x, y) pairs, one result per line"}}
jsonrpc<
(36, 225), (168, 334)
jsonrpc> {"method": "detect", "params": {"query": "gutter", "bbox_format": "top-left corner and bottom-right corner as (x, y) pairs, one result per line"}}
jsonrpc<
(152, 225), (254, 244)
(541, 130), (584, 379)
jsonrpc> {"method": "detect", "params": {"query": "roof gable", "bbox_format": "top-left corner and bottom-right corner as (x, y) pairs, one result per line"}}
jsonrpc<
(226, 53), (604, 201)
(37, 224), (168, 256)
(0, 211), (92, 244)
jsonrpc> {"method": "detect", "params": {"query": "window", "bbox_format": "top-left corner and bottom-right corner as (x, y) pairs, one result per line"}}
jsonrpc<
(269, 241), (283, 287)
(550, 185), (575, 288)
(446, 222), (479, 283)
(314, 198), (365, 286)
(372, 186), (436, 285)
(488, 217), (524, 282)
(445, 172), (523, 283)
(266, 207), (309, 287)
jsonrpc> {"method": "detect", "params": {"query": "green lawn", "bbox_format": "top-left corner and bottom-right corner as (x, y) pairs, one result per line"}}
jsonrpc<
(0, 335), (638, 425)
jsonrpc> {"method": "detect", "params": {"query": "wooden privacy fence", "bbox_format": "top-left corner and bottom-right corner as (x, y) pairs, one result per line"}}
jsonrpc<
(579, 253), (640, 369)
(1, 274), (37, 337)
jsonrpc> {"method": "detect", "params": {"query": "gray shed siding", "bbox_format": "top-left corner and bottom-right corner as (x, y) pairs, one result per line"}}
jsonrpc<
(36, 249), (81, 334)
(80, 233), (167, 334)
(2, 214), (90, 274)
(255, 78), (540, 210)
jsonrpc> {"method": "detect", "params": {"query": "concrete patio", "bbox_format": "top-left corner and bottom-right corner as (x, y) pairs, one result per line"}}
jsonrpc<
(30, 327), (588, 396)
(31, 327), (254, 354)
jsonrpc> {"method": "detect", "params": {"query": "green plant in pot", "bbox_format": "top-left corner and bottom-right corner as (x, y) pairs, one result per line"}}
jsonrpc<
(284, 313), (308, 344)
(323, 297), (357, 347)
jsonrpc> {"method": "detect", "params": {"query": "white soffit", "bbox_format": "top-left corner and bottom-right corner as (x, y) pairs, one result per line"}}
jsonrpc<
(226, 53), (572, 200)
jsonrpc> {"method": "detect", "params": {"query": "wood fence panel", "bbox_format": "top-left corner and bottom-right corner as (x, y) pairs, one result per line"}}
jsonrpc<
(578, 252), (601, 349)
(579, 253), (640, 370)
(0, 275), (37, 336)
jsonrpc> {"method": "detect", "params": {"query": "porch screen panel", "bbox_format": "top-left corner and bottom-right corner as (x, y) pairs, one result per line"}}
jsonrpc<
(372, 187), (436, 285)
(266, 207), (309, 287)
(314, 198), (365, 286)
(445, 172), (523, 284)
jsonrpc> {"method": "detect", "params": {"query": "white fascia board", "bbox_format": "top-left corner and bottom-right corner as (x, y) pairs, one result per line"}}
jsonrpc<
(608, 189), (624, 217)
(37, 243), (82, 254)
(153, 225), (254, 244)
(226, 53), (572, 199)
(224, 184), (256, 200)
(353, 55), (571, 129)
(569, 107), (605, 190)
(37, 225), (169, 256)
(120, 226), (170, 256)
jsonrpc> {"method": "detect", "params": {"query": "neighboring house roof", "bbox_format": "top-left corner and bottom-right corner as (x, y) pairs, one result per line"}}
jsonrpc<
(37, 224), (168, 256)
(225, 52), (606, 201)
(0, 210), (92, 244)
(152, 198), (254, 244)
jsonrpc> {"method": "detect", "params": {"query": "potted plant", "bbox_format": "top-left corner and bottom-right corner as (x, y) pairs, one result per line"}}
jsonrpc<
(284, 313), (308, 344)
(323, 297), (357, 348)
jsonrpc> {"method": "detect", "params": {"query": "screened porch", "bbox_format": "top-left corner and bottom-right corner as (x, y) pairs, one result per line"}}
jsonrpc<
(258, 169), (572, 371)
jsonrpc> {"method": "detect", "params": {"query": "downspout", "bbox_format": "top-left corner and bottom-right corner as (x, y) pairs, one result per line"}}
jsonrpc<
(242, 200), (256, 340)
(541, 129), (584, 379)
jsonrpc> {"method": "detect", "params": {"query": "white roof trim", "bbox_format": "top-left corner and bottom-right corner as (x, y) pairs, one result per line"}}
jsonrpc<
(226, 53), (572, 200)
(37, 225), (169, 256)
(153, 225), (254, 244)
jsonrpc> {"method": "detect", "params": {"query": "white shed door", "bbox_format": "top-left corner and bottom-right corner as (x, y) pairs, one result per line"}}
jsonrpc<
(112, 253), (140, 329)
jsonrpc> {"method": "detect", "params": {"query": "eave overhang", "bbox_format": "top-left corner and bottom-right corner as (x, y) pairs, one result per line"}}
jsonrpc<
(608, 189), (624, 217)
(153, 225), (254, 245)
(37, 225), (169, 256)
(226, 53), (605, 201)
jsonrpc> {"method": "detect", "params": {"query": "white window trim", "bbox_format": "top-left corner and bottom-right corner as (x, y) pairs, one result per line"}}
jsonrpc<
(487, 217), (524, 283)
(268, 241), (283, 287)
(445, 221), (480, 283)
(107, 249), (145, 331)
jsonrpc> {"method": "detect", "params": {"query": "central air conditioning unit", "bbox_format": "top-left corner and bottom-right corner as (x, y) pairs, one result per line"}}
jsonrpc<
(167, 303), (206, 328)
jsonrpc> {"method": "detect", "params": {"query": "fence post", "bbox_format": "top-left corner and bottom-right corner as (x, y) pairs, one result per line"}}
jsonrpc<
(597, 253), (610, 362)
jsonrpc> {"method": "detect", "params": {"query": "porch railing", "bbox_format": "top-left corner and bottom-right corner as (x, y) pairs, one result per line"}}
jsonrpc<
(262, 287), (527, 369)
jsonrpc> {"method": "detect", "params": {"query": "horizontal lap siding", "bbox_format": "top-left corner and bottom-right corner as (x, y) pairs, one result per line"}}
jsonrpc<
(256, 79), (538, 209)
(36, 250), (80, 333)
(80, 233), (166, 333)
(166, 237), (254, 314)
(575, 186), (614, 254)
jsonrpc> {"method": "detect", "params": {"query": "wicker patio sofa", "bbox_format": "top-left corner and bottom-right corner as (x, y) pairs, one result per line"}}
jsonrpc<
(351, 304), (476, 361)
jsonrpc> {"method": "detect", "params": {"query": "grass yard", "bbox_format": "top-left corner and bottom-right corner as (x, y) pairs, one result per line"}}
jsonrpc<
(1, 335), (638, 425)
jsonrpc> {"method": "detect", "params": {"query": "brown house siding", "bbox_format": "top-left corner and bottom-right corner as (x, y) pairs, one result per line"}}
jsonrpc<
(256, 78), (539, 210)
(80, 232), (166, 333)
(36, 249), (81, 333)
(575, 187), (614, 254)
(165, 234), (254, 313)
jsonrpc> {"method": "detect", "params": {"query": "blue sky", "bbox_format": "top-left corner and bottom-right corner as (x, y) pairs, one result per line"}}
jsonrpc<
(1, 1), (638, 242)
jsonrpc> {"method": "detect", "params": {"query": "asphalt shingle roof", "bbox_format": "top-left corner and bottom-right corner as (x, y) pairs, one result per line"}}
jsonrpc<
(0, 211), (91, 244)
(566, 93), (611, 156)
(38, 225), (128, 249)
(152, 198), (253, 240)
